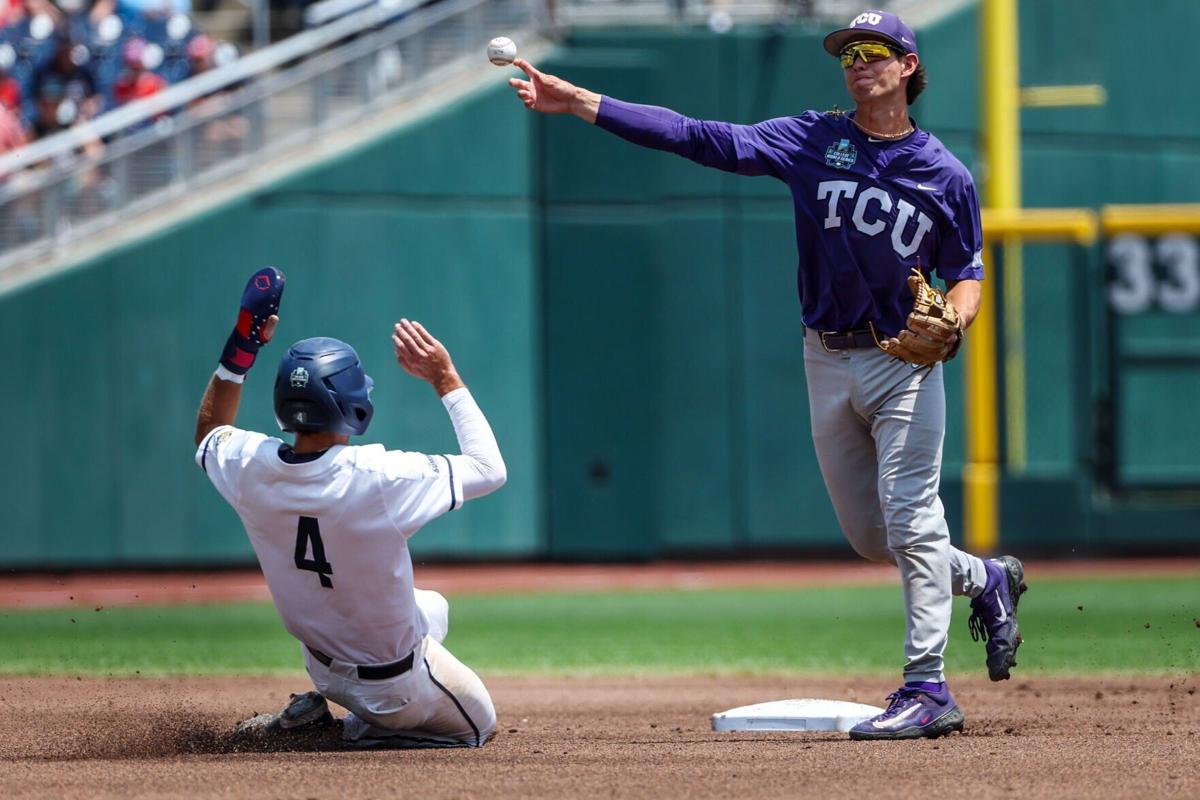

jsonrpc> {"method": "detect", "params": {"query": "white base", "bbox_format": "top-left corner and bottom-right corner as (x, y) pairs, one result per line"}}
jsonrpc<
(711, 698), (884, 733)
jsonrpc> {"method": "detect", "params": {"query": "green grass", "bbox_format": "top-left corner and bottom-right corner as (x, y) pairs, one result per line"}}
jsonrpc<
(4, 576), (1197, 677)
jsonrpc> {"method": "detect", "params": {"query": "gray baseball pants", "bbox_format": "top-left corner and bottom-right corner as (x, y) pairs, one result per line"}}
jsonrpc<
(803, 329), (988, 683)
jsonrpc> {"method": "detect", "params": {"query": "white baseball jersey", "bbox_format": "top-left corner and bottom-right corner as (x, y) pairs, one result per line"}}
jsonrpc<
(195, 387), (504, 667)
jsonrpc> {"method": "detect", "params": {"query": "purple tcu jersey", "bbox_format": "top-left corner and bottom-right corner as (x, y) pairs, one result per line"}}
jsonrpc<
(596, 99), (985, 336)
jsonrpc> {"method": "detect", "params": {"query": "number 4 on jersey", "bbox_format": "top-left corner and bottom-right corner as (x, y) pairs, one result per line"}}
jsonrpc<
(295, 516), (334, 588)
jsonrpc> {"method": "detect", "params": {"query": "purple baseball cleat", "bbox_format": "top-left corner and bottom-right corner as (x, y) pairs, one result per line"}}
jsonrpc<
(849, 684), (965, 740)
(969, 555), (1028, 681)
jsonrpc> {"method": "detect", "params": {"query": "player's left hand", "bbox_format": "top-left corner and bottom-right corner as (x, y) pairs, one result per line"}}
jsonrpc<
(877, 269), (962, 368)
(219, 266), (285, 375)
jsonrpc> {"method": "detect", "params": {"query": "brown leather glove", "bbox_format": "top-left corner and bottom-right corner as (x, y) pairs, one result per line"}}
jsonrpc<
(876, 269), (963, 368)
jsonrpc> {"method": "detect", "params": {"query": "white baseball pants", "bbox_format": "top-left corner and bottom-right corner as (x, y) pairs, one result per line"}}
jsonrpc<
(303, 588), (496, 747)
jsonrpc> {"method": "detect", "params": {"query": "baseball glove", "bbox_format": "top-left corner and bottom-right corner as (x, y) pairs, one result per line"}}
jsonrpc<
(875, 268), (962, 369)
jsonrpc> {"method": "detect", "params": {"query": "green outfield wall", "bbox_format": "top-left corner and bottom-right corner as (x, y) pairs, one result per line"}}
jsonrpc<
(539, 1), (1200, 558)
(0, 90), (545, 567)
(3, 0), (1199, 566)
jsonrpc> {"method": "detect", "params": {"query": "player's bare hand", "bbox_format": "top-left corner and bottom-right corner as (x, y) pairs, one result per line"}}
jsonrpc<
(262, 314), (279, 344)
(508, 59), (600, 121)
(392, 319), (465, 396)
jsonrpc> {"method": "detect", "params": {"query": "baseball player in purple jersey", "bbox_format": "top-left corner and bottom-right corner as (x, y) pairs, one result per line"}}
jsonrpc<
(508, 10), (1027, 739)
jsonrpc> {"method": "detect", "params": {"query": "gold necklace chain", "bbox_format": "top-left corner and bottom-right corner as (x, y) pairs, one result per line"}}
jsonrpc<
(852, 116), (914, 141)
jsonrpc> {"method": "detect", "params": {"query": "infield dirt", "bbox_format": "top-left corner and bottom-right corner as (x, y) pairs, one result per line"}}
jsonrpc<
(0, 674), (1195, 799)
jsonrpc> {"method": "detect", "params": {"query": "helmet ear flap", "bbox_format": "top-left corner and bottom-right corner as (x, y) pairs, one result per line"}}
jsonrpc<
(323, 366), (374, 436)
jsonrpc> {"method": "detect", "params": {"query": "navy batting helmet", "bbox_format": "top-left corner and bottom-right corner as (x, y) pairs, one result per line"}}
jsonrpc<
(274, 337), (374, 436)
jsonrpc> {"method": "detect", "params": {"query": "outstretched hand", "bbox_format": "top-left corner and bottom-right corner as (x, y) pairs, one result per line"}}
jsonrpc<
(507, 59), (600, 122)
(219, 266), (285, 376)
(392, 319), (465, 397)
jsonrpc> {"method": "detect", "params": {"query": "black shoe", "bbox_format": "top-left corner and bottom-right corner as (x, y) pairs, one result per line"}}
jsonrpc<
(273, 691), (333, 731)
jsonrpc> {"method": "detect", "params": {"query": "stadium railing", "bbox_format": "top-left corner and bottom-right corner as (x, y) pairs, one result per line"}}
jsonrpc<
(0, 0), (541, 274)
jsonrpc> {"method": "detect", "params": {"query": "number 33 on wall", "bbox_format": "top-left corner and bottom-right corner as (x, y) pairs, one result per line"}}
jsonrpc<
(1108, 234), (1200, 314)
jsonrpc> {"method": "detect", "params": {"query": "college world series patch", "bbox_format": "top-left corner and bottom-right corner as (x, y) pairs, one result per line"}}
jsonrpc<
(825, 138), (857, 170)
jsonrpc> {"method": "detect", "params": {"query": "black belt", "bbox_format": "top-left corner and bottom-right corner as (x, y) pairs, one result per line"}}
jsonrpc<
(815, 327), (880, 352)
(306, 645), (415, 680)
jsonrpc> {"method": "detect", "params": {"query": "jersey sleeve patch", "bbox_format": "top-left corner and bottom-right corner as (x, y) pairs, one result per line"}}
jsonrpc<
(195, 426), (268, 509)
(196, 425), (237, 472)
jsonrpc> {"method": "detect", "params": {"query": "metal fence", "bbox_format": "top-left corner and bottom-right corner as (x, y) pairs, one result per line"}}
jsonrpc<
(554, 0), (917, 25)
(0, 0), (919, 274)
(0, 0), (541, 273)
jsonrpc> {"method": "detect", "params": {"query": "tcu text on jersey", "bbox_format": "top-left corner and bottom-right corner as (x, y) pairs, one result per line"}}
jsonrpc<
(816, 179), (933, 258)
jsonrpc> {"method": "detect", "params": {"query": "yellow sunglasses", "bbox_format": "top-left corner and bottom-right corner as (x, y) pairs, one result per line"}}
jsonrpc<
(839, 41), (899, 68)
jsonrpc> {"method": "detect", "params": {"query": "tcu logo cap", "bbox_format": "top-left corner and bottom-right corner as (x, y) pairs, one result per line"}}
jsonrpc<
(822, 10), (919, 58)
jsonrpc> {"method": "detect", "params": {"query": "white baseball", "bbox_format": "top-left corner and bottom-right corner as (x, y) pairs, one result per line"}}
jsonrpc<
(487, 36), (517, 66)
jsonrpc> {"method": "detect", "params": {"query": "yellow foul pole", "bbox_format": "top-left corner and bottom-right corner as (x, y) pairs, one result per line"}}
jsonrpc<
(968, 0), (1021, 554)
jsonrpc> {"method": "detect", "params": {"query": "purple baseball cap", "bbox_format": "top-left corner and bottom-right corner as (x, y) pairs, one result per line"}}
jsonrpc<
(823, 10), (919, 57)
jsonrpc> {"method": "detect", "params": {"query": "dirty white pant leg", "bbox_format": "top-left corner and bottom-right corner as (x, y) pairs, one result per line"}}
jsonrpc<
(416, 588), (450, 644)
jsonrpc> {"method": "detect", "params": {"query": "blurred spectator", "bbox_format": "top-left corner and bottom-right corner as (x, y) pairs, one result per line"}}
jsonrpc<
(186, 33), (240, 86)
(278, 0), (318, 38)
(28, 72), (108, 217)
(32, 76), (72, 136)
(0, 0), (26, 27)
(0, 44), (22, 114)
(112, 36), (166, 105)
(0, 73), (19, 113)
(0, 102), (27, 153)
(186, 33), (246, 149)
(31, 29), (102, 125)
(184, 31), (214, 74)
(2, 0), (80, 27)
(51, 0), (117, 25)
(28, 71), (106, 207)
